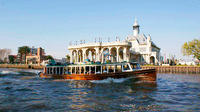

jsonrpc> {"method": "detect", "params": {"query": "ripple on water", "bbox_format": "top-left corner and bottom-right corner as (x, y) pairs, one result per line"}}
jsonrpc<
(1, 70), (200, 112)
(1, 81), (12, 85)
(0, 70), (20, 75)
(4, 86), (13, 90)
(23, 102), (50, 111)
(16, 87), (34, 92)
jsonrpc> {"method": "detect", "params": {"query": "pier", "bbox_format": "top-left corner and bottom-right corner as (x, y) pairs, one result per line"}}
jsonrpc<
(142, 66), (200, 74)
(0, 64), (43, 69)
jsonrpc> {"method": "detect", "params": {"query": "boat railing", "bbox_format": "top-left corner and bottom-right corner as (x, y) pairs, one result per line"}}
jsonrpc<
(45, 66), (65, 75)
(66, 63), (136, 75)
(44, 62), (141, 75)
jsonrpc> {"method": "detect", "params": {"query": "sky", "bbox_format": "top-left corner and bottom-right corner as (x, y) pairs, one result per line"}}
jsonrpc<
(0, 0), (200, 59)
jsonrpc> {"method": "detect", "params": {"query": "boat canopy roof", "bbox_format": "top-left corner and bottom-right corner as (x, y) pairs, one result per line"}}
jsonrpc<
(67, 62), (139, 67)
(45, 62), (139, 67)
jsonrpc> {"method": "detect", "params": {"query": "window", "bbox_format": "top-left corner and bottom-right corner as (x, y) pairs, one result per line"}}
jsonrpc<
(130, 63), (141, 69)
(123, 64), (131, 71)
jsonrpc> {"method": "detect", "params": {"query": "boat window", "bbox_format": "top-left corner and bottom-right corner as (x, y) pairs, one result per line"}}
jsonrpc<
(85, 66), (90, 74)
(47, 68), (49, 74)
(103, 66), (107, 73)
(91, 67), (95, 74)
(75, 67), (78, 74)
(49, 68), (52, 74)
(108, 66), (113, 72)
(53, 68), (56, 74)
(130, 63), (141, 69)
(96, 66), (101, 74)
(56, 67), (60, 74)
(114, 65), (117, 72)
(72, 67), (75, 74)
(81, 67), (84, 74)
(116, 65), (121, 72)
(123, 64), (131, 71)
(65, 67), (70, 74)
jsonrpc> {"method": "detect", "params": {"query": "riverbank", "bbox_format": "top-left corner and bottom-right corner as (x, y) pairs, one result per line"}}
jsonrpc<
(0, 64), (43, 69)
(1, 64), (200, 74)
(141, 66), (200, 74)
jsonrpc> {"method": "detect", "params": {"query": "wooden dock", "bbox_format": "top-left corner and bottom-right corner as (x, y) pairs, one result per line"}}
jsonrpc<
(0, 64), (43, 69)
(141, 66), (200, 74)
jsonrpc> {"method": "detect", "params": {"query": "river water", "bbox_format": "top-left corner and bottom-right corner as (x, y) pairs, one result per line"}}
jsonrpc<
(0, 68), (200, 112)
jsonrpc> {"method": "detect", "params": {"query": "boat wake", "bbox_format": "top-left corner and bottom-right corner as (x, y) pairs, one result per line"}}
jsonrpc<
(90, 77), (133, 83)
(0, 70), (20, 75)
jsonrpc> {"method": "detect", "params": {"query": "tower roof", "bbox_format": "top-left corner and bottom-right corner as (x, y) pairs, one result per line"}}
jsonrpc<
(133, 18), (139, 26)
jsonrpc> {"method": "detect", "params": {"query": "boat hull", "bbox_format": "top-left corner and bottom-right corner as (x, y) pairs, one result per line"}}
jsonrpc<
(40, 69), (156, 82)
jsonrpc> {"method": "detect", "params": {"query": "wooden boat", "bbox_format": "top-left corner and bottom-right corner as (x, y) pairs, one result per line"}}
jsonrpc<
(39, 62), (156, 82)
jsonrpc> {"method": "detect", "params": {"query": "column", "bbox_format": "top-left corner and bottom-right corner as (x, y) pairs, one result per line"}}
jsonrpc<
(123, 48), (127, 62)
(47, 67), (49, 74)
(70, 50), (73, 63)
(108, 47), (112, 61)
(155, 56), (158, 65)
(126, 48), (130, 62)
(43, 67), (46, 73)
(82, 49), (86, 62)
(62, 67), (64, 74)
(101, 49), (104, 63)
(116, 47), (119, 62)
(89, 66), (91, 74)
(101, 66), (103, 74)
(114, 65), (116, 73)
(107, 66), (109, 73)
(95, 66), (96, 74)
(51, 67), (54, 74)
(84, 66), (86, 74)
(95, 47), (100, 62)
(75, 67), (76, 74)
(55, 67), (58, 74)
(59, 67), (61, 75)
(76, 50), (79, 63)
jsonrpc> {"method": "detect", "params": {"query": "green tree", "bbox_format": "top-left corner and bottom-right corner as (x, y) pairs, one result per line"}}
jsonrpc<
(182, 39), (200, 61)
(18, 46), (31, 63)
(45, 55), (54, 60)
(8, 55), (15, 63)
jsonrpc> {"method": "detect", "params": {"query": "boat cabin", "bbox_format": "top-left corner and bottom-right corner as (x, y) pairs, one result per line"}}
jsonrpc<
(44, 62), (141, 75)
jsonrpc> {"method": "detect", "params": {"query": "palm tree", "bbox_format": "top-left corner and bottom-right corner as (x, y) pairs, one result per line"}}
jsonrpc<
(66, 55), (70, 62)
(45, 55), (54, 60)
(18, 46), (30, 64)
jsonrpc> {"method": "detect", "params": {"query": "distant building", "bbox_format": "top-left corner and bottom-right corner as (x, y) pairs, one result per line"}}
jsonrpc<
(68, 19), (161, 65)
(178, 61), (196, 66)
(54, 58), (67, 64)
(26, 47), (45, 65)
(177, 58), (198, 66)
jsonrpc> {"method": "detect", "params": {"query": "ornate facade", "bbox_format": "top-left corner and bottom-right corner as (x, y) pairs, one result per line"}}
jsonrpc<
(68, 19), (160, 65)
(26, 47), (45, 65)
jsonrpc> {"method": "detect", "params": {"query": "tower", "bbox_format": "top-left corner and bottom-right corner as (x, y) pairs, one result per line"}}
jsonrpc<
(133, 18), (140, 36)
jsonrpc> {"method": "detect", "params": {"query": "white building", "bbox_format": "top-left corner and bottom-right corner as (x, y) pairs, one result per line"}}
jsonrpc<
(68, 19), (161, 65)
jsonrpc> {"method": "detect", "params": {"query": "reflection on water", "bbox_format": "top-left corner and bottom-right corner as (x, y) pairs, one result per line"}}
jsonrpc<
(0, 68), (200, 112)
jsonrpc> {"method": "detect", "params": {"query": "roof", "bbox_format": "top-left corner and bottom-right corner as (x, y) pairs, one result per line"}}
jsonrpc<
(127, 34), (147, 45)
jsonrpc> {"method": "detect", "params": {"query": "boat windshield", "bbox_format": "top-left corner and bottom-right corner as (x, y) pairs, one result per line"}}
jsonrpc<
(122, 64), (131, 71)
(130, 63), (141, 70)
